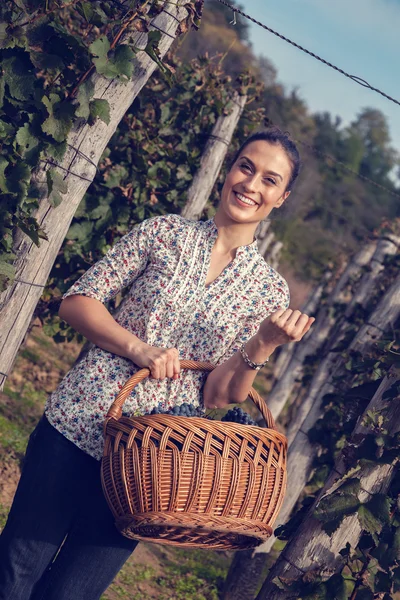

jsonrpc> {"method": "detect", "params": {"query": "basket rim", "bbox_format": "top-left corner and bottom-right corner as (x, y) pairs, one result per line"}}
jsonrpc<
(105, 413), (287, 446)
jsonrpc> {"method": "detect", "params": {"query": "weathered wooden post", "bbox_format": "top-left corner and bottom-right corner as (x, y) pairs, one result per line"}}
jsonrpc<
(181, 91), (247, 220)
(265, 240), (377, 419)
(256, 370), (400, 599)
(0, 1), (197, 390)
(254, 271), (400, 556)
(286, 233), (400, 444)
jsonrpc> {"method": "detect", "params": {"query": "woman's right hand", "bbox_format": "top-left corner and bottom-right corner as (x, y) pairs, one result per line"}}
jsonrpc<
(129, 342), (180, 380)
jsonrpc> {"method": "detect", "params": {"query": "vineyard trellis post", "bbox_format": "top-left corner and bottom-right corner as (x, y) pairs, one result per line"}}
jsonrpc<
(254, 270), (400, 556)
(286, 233), (400, 444)
(181, 90), (247, 220)
(256, 369), (400, 599)
(0, 1), (193, 391)
(264, 240), (377, 420)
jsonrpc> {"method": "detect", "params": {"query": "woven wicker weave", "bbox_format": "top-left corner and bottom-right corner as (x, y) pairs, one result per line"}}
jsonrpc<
(101, 360), (287, 550)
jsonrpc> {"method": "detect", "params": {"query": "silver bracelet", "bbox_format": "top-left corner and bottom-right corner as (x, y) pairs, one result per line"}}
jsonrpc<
(239, 344), (269, 371)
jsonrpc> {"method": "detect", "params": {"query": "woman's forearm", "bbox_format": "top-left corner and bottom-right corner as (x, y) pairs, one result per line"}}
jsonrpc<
(59, 295), (144, 360)
(203, 334), (278, 409)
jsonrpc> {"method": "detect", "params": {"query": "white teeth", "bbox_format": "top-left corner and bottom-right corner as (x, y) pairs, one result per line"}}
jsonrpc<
(235, 192), (257, 206)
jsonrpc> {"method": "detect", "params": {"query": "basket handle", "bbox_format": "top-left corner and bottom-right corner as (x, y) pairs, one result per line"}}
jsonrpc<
(106, 360), (277, 431)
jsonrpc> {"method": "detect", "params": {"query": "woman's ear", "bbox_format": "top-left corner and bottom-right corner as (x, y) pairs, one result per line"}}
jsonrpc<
(276, 190), (291, 208)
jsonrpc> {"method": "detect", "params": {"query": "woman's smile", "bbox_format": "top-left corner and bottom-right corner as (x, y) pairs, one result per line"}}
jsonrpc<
(232, 191), (259, 208)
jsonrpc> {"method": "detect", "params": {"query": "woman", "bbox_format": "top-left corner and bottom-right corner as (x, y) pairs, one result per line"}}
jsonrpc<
(0, 127), (314, 600)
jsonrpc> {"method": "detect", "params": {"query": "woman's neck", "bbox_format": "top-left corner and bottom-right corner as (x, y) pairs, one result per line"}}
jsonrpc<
(213, 211), (257, 256)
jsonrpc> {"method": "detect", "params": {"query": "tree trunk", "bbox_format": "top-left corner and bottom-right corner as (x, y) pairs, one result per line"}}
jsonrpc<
(256, 370), (399, 599)
(181, 91), (247, 220)
(0, 1), (192, 390)
(254, 270), (400, 556)
(221, 550), (269, 600)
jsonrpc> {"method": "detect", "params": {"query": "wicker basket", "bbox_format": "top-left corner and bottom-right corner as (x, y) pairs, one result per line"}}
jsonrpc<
(101, 360), (287, 551)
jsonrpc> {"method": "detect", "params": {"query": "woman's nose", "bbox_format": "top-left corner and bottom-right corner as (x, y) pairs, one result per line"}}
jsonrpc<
(243, 174), (259, 192)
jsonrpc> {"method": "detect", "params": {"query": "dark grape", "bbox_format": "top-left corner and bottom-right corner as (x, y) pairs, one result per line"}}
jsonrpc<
(145, 402), (204, 418)
(221, 407), (258, 426)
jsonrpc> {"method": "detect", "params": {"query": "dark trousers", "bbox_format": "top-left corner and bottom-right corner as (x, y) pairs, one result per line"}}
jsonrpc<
(0, 414), (138, 600)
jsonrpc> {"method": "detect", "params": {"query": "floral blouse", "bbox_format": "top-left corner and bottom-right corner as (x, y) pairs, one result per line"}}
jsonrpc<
(45, 215), (290, 460)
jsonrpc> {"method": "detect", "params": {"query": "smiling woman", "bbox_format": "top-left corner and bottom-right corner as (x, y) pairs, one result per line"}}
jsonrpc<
(0, 126), (313, 600)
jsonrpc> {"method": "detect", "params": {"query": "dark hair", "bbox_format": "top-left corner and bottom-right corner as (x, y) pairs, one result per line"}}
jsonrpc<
(230, 127), (301, 191)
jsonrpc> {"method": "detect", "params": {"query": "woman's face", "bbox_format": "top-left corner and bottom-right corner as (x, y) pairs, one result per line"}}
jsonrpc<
(219, 140), (292, 226)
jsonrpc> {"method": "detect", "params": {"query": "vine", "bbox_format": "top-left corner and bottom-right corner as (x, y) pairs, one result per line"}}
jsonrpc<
(0, 0), (203, 290)
(273, 247), (400, 599)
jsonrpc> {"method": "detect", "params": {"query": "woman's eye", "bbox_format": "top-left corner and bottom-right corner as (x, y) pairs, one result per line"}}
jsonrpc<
(266, 178), (276, 185)
(240, 163), (251, 172)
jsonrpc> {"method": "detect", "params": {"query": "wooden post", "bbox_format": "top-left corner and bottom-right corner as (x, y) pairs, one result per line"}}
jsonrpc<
(264, 241), (377, 420)
(254, 271), (400, 556)
(286, 233), (400, 444)
(258, 231), (275, 258)
(0, 1), (192, 390)
(256, 371), (400, 600)
(265, 240), (283, 270)
(181, 91), (247, 220)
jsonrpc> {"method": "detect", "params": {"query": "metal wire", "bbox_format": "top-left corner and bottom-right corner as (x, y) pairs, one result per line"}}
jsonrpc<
(215, 0), (400, 108)
(297, 139), (400, 201)
(14, 279), (46, 288)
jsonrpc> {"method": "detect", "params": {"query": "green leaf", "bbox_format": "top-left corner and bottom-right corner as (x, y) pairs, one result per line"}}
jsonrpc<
(102, 164), (128, 188)
(6, 162), (31, 198)
(89, 35), (110, 61)
(0, 120), (14, 140)
(15, 123), (40, 156)
(77, 1), (94, 23)
(41, 94), (75, 142)
(112, 44), (135, 79)
(0, 258), (16, 280)
(88, 99), (110, 125)
(0, 157), (9, 193)
(314, 483), (361, 532)
(46, 169), (68, 207)
(325, 573), (348, 600)
(66, 221), (93, 242)
(16, 216), (47, 246)
(90, 36), (135, 79)
(2, 54), (36, 101)
(30, 51), (65, 71)
(76, 80), (95, 119)
(357, 495), (390, 542)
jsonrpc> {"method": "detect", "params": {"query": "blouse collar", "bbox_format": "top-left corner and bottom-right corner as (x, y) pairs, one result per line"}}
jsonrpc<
(201, 218), (259, 259)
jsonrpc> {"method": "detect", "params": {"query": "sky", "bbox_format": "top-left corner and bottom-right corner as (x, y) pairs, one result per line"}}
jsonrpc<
(236, 0), (400, 155)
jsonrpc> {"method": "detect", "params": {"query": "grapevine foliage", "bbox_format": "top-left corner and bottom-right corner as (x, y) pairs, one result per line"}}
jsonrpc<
(0, 0), (204, 290)
(273, 239), (400, 599)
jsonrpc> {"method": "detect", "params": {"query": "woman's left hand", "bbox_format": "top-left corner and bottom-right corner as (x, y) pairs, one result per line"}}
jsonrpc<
(258, 308), (315, 348)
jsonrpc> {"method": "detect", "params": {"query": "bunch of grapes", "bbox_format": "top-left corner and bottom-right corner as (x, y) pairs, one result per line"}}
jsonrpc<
(221, 407), (258, 426)
(147, 402), (204, 417)
(145, 403), (258, 427)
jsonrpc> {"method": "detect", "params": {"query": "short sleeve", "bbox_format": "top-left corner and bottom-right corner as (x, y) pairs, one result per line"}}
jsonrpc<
(62, 218), (155, 304)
